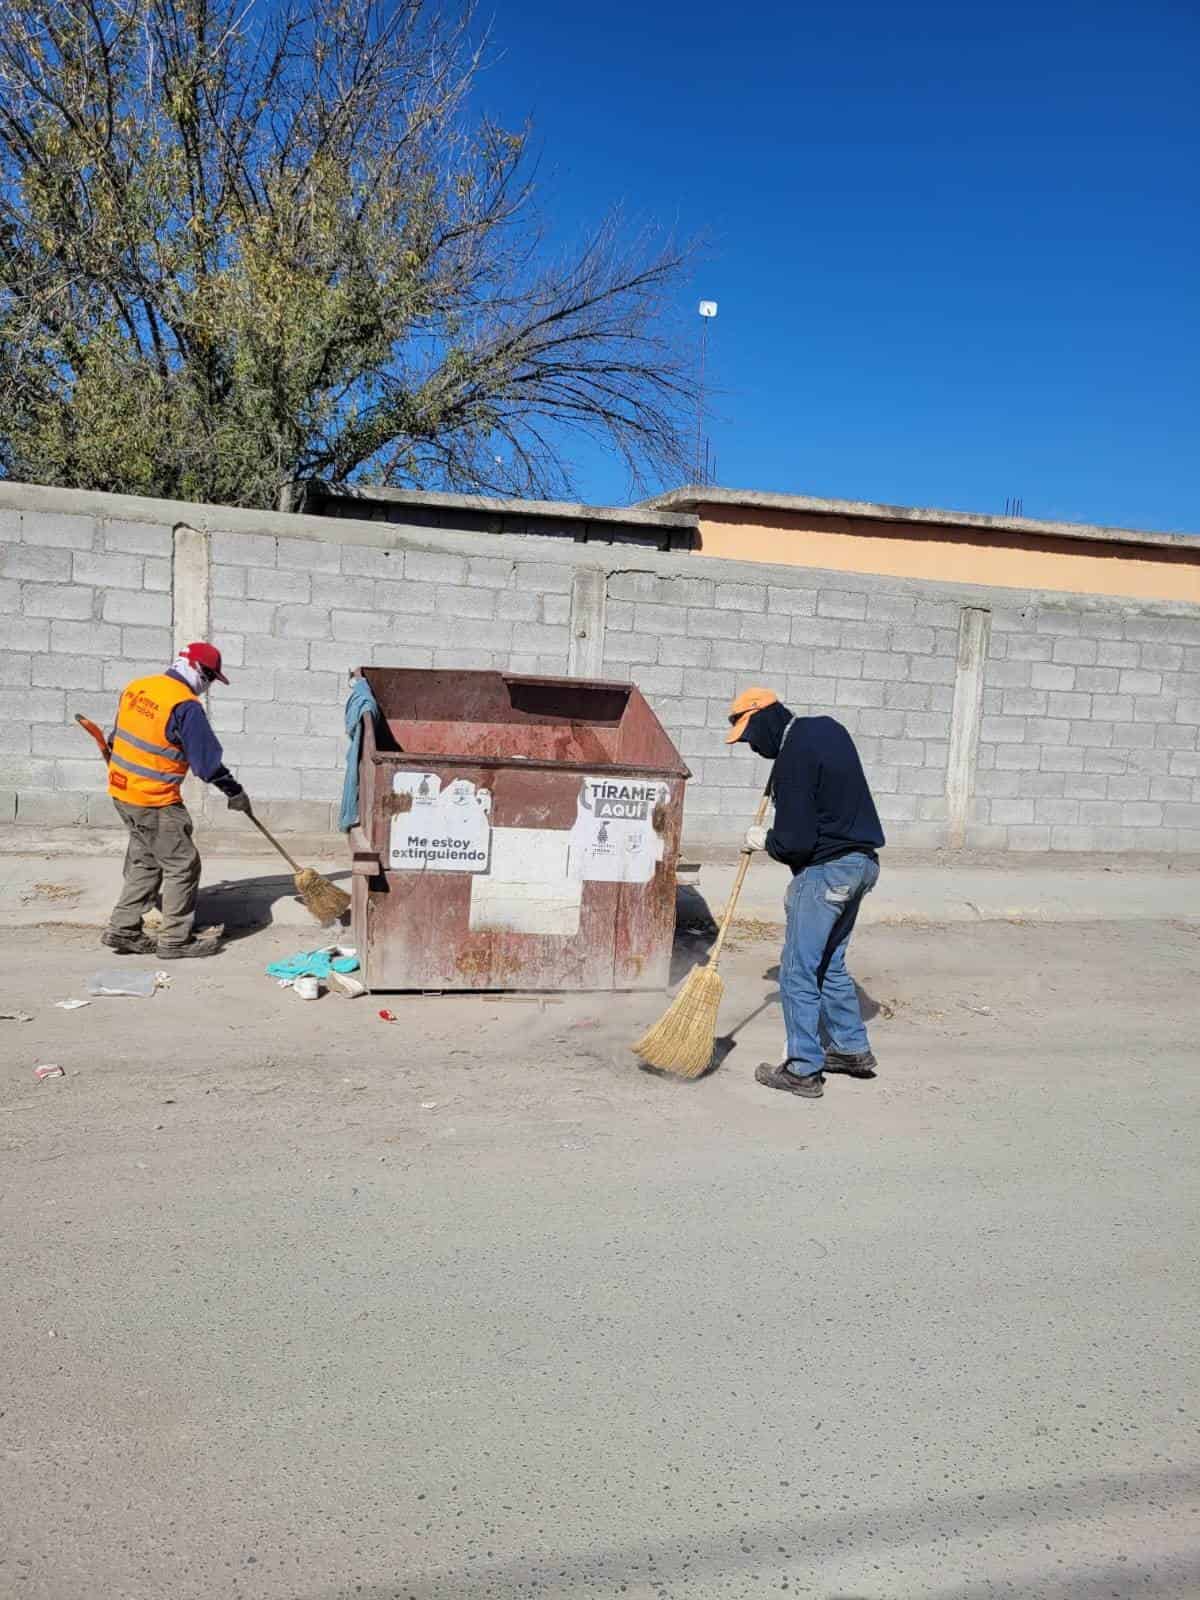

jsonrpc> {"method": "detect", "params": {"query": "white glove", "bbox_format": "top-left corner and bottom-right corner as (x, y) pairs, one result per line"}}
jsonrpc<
(744, 825), (768, 853)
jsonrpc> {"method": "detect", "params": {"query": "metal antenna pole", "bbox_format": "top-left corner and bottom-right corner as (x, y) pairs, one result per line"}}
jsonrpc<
(695, 300), (717, 486)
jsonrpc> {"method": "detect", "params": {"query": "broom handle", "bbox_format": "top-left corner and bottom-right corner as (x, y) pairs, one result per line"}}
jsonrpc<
(707, 779), (774, 971)
(245, 810), (304, 875)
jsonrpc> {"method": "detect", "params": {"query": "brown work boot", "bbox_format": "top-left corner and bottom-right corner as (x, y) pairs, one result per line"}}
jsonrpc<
(156, 936), (221, 960)
(823, 1047), (878, 1079)
(101, 930), (156, 955)
(755, 1062), (825, 1098)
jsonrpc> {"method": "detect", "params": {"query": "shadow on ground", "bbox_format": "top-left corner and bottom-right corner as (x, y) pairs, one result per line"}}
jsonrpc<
(196, 870), (352, 943)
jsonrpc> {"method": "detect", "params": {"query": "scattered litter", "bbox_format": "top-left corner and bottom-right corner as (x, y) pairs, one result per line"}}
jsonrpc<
(87, 970), (159, 998)
(1, 1010), (33, 1023)
(294, 975), (321, 1001)
(142, 908), (164, 932)
(34, 1063), (65, 1081)
(19, 881), (82, 905)
(327, 972), (367, 999)
(266, 947), (360, 982)
(420, 1101), (439, 1110)
(378, 1009), (398, 1023)
(54, 999), (91, 1011)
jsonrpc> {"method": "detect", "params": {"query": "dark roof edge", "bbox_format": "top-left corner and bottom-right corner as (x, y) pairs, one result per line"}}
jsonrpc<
(311, 480), (696, 532)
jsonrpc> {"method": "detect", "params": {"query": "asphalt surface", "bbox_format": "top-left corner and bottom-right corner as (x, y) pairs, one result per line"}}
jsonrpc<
(2, 915), (1198, 1599)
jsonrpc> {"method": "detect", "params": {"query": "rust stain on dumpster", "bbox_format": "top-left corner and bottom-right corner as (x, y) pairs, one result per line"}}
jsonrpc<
(351, 669), (689, 992)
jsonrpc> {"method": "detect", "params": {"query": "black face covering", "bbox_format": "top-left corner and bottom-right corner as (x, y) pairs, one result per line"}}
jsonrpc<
(742, 701), (793, 759)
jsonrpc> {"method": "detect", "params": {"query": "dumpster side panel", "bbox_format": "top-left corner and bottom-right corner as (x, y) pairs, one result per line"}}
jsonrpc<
(613, 776), (685, 989)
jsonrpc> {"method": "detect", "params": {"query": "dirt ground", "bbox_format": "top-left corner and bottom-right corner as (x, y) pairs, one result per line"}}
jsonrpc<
(2, 914), (1199, 1599)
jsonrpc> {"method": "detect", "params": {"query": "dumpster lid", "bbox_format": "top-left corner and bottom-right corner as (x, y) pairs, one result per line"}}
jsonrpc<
(361, 668), (689, 776)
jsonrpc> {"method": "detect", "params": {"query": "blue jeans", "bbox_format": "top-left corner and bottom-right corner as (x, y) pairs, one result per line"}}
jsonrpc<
(779, 852), (880, 1076)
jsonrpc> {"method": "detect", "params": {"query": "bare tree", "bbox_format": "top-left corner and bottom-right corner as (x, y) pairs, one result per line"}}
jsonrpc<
(0, 0), (697, 508)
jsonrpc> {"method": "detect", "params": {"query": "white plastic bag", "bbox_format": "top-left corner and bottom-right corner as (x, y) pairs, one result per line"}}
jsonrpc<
(86, 970), (158, 998)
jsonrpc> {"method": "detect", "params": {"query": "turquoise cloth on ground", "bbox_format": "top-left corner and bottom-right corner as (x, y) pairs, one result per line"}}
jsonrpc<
(266, 949), (360, 980)
(339, 675), (381, 833)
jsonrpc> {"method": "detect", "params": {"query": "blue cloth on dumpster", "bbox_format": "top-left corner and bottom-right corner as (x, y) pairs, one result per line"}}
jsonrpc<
(339, 674), (381, 833)
(266, 948), (361, 981)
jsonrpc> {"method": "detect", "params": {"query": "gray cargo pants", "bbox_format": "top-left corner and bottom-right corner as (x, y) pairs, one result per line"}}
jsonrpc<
(108, 798), (202, 949)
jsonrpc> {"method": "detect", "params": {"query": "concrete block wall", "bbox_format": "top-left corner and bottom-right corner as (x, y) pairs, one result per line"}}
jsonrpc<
(2, 480), (1199, 850)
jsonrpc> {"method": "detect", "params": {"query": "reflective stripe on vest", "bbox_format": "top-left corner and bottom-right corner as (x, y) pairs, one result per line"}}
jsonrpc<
(107, 673), (196, 808)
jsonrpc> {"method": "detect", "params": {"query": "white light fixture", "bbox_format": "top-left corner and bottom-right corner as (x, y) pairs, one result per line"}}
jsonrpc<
(698, 300), (718, 318)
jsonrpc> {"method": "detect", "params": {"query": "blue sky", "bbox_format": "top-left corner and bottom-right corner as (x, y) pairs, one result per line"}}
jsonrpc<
(480, 0), (1199, 532)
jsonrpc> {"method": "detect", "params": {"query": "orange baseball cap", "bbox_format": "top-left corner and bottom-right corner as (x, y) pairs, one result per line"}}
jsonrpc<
(725, 686), (779, 744)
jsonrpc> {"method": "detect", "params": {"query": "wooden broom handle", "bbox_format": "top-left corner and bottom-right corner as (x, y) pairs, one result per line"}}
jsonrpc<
(246, 810), (303, 874)
(707, 780), (774, 969)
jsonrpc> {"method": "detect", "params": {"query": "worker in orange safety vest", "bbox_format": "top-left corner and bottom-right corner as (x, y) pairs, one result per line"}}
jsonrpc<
(103, 642), (251, 960)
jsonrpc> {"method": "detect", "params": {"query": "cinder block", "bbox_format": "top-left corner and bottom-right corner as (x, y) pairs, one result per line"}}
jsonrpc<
(885, 682), (931, 711)
(430, 648), (495, 670)
(308, 642), (358, 674)
(240, 799), (333, 832)
(658, 637), (710, 668)
(1073, 666), (1118, 693)
(898, 765), (944, 796)
(908, 656), (957, 684)
(212, 566), (247, 598)
(1096, 640), (1139, 667)
(715, 582), (767, 613)
(208, 700), (244, 734)
(816, 590), (867, 621)
(102, 658), (161, 691)
(246, 567), (312, 604)
(655, 696), (709, 728)
(686, 609), (741, 640)
(918, 796), (949, 822)
(980, 715), (1025, 744)
(306, 701), (346, 737)
(889, 625), (935, 655)
(1063, 774), (1109, 800)
(1118, 668), (1161, 696)
(607, 572), (663, 603)
(819, 649), (864, 679)
(710, 639), (765, 672)
(49, 619), (120, 656)
(496, 590), (540, 623)
(839, 621), (892, 651)
(212, 531), (277, 567)
(685, 669), (737, 700)
(1046, 691), (1093, 719)
(233, 764), (301, 799)
(1068, 719), (1114, 747)
(0, 723), (32, 752)
(1075, 612), (1125, 640)
(1156, 723), (1197, 750)
(1036, 610), (1081, 637)
(834, 680), (885, 708)
(793, 618), (842, 650)
(1139, 641), (1183, 670)
(72, 550), (142, 590)
(211, 597), (276, 633)
(858, 709), (907, 737)
(863, 650), (907, 681)
(1121, 800), (1164, 827)
(374, 579), (438, 616)
(865, 593), (917, 623)
(21, 584), (95, 621)
(507, 623), (562, 655)
(878, 737), (925, 767)
(104, 520), (172, 556)
(1024, 771), (1066, 798)
(977, 769), (1021, 797)
(904, 710), (949, 738)
(14, 789), (88, 825)
(31, 654), (102, 690)
(661, 576), (715, 608)
(1002, 688), (1047, 716)
(1090, 694), (1135, 722)
(1005, 634), (1053, 662)
(1052, 637), (1098, 666)
(989, 609), (1033, 633)
(864, 762), (900, 793)
(1107, 775), (1150, 801)
(341, 545), (403, 578)
(270, 605), (328, 641)
(54, 756), (107, 790)
(1082, 750), (1126, 775)
(272, 734), (341, 770)
(1122, 747), (1170, 776)
(0, 651), (31, 687)
(1132, 694), (1176, 724)
(104, 590), (171, 627)
(300, 768), (344, 803)
(1169, 751), (1200, 776)
(122, 626), (172, 659)
(285, 539), (343, 574)
(994, 745), (1041, 770)
(1029, 662), (1074, 690)
(738, 612), (784, 643)
(605, 600), (634, 632)
(510, 561), (573, 595)
(216, 634), (245, 668)
(1006, 825), (1052, 850)
(4, 544), (73, 583)
(604, 632), (659, 665)
(18, 512), (96, 550)
(241, 636), (311, 670)
(246, 701), (308, 734)
(876, 793), (918, 822)
(1165, 802), (1200, 827)
(768, 586), (819, 616)
(965, 824), (1010, 849)
(435, 585), (495, 620)
(633, 602), (686, 636)
(144, 558), (171, 593)
(989, 660), (1035, 689)
(1078, 800), (1124, 825)
(542, 594), (571, 626)
(469, 557), (515, 589)
(990, 797), (1036, 825)
(627, 664), (684, 696)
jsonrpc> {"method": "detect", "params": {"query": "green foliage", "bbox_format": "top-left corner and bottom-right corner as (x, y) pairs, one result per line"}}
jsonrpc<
(0, 0), (694, 508)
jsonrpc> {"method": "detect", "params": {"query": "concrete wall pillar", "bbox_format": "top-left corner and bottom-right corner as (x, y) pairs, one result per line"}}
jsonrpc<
(567, 569), (607, 678)
(945, 605), (992, 848)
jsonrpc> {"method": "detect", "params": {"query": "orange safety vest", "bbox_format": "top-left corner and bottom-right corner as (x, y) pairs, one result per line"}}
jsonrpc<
(108, 674), (195, 807)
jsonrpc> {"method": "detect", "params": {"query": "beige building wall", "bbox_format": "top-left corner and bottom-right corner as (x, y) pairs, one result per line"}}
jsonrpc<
(695, 505), (1200, 606)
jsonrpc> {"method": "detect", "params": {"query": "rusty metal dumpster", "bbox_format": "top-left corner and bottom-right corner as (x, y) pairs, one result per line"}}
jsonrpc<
(347, 669), (690, 991)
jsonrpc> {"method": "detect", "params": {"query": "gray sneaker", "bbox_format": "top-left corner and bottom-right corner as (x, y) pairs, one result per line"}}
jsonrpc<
(823, 1048), (877, 1079)
(755, 1062), (825, 1099)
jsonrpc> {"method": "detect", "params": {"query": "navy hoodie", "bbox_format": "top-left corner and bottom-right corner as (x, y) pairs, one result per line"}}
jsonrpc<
(741, 703), (884, 873)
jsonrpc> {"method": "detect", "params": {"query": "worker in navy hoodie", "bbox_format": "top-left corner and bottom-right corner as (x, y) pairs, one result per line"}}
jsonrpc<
(725, 687), (885, 1101)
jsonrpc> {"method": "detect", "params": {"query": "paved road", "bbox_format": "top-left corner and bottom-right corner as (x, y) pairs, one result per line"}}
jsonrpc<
(2, 918), (1198, 1598)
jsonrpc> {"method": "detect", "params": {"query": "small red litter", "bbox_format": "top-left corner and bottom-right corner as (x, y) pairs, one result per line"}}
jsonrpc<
(378, 1009), (398, 1023)
(34, 1063), (65, 1081)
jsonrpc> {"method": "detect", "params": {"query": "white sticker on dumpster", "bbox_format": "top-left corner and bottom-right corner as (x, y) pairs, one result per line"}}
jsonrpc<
(469, 827), (582, 936)
(568, 777), (669, 884)
(388, 772), (492, 872)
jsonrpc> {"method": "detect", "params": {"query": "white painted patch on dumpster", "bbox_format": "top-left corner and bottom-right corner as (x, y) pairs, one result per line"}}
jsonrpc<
(389, 772), (492, 872)
(568, 776), (668, 884)
(469, 827), (582, 936)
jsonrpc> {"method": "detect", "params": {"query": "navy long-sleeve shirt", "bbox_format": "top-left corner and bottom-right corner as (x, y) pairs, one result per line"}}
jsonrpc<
(764, 712), (884, 873)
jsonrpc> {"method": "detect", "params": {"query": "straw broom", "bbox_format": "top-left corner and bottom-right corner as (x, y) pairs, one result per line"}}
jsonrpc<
(633, 781), (772, 1077)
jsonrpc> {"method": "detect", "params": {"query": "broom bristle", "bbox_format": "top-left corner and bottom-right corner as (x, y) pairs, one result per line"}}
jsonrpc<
(295, 867), (351, 925)
(632, 963), (724, 1078)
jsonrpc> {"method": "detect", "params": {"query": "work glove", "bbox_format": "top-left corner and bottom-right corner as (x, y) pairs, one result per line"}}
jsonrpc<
(227, 791), (253, 815)
(744, 824), (768, 853)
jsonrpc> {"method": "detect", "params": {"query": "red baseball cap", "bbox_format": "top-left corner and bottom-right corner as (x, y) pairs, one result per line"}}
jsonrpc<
(181, 642), (229, 684)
